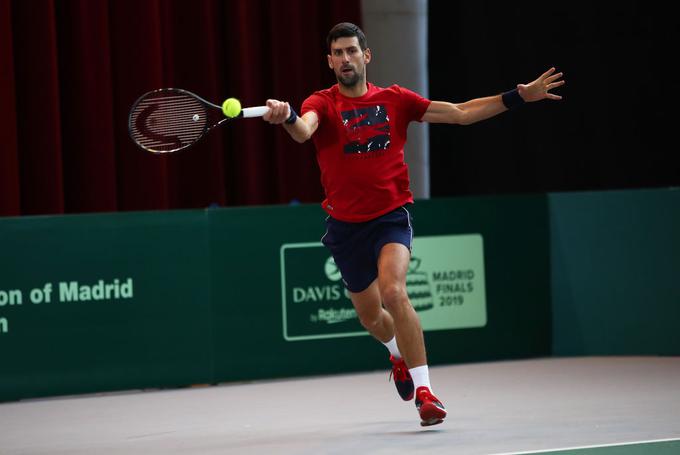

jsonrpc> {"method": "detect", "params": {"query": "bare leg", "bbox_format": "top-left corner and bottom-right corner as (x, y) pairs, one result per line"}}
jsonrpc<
(377, 243), (427, 368)
(349, 279), (396, 343)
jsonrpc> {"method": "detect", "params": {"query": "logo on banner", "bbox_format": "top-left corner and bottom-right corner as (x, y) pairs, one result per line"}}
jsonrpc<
(280, 235), (488, 342)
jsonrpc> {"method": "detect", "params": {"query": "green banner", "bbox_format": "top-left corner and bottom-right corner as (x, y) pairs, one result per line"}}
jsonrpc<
(1, 195), (551, 401)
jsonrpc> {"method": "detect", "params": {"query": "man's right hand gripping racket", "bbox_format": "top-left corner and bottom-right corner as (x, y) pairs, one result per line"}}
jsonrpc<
(128, 88), (269, 154)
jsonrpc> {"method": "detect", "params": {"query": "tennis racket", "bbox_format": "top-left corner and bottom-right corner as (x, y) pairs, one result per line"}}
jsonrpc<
(128, 88), (269, 154)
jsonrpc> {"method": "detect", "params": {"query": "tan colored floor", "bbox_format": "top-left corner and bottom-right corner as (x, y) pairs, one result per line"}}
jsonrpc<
(1, 357), (679, 454)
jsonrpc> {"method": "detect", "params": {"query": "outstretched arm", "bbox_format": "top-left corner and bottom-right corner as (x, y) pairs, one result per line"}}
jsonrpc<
(422, 67), (565, 125)
(263, 99), (319, 143)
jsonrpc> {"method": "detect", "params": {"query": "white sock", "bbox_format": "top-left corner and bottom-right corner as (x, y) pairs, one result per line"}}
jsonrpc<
(409, 365), (432, 392)
(382, 336), (402, 359)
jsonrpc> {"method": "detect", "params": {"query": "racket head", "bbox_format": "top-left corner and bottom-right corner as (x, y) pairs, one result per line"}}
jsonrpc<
(128, 88), (227, 154)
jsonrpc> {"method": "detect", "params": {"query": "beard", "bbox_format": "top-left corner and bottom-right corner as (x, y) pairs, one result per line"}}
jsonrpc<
(336, 66), (362, 87)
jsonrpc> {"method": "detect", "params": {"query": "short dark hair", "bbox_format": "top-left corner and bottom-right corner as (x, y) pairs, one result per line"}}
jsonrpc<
(326, 22), (367, 51)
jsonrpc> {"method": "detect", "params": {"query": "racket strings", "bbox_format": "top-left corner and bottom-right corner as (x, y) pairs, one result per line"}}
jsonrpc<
(130, 94), (208, 153)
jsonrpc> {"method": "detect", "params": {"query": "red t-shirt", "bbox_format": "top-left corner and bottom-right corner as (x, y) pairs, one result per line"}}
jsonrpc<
(301, 83), (431, 222)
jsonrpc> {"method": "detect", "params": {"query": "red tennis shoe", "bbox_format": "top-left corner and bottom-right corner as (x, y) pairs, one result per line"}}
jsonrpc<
(389, 355), (414, 401)
(415, 386), (447, 426)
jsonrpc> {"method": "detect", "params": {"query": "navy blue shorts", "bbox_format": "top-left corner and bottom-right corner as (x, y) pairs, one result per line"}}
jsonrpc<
(321, 205), (413, 293)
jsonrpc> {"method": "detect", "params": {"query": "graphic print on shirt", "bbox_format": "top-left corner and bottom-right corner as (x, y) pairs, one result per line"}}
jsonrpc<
(341, 105), (390, 156)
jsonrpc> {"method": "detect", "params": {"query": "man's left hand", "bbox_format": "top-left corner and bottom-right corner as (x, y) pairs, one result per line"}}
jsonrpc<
(518, 67), (565, 102)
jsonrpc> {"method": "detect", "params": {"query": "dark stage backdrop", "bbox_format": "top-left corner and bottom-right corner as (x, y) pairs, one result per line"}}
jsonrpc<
(3, 2), (679, 217)
(428, 2), (680, 196)
(0, 0), (360, 216)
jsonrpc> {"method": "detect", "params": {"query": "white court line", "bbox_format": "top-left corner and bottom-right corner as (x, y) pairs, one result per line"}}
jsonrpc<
(488, 437), (680, 455)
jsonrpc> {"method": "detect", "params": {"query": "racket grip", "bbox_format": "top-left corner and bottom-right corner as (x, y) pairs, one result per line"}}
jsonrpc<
(242, 106), (269, 118)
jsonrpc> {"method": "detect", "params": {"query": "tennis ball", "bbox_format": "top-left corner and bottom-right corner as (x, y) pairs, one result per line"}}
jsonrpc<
(222, 98), (241, 118)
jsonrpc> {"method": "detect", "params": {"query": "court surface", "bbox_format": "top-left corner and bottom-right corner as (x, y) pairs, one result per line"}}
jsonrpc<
(1, 357), (678, 454)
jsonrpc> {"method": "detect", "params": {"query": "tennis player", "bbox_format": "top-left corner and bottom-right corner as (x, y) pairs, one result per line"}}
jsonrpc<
(263, 22), (564, 426)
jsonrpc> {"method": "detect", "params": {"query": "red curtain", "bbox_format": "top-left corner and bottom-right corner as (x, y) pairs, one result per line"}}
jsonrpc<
(0, 0), (361, 216)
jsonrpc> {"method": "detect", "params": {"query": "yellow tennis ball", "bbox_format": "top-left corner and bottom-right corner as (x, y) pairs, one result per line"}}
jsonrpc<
(222, 98), (241, 118)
